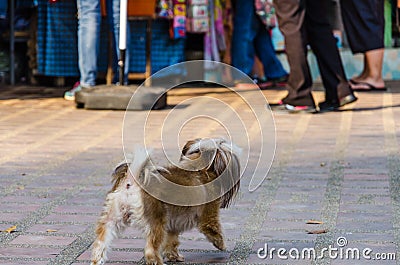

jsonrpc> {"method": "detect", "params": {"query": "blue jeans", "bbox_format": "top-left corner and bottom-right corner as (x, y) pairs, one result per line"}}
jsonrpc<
(106, 0), (130, 85)
(231, 0), (287, 79)
(77, 0), (101, 87)
(0, 0), (7, 19)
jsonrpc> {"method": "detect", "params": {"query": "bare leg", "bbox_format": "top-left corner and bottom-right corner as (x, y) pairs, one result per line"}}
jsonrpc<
(351, 48), (385, 89)
(163, 232), (184, 262)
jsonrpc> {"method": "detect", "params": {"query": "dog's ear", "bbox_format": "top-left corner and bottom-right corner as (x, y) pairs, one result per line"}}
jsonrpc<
(215, 142), (241, 208)
(180, 138), (202, 161)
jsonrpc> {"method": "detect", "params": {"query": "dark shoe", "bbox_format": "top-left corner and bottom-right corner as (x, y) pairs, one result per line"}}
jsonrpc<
(339, 93), (357, 107)
(318, 101), (340, 112)
(318, 93), (358, 113)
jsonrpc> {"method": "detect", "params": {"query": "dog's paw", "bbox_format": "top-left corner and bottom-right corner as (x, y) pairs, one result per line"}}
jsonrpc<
(165, 252), (185, 262)
(213, 239), (226, 251)
(145, 255), (164, 265)
(90, 258), (105, 265)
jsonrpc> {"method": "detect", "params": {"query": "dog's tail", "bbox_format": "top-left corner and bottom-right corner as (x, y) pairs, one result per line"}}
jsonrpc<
(111, 147), (153, 190)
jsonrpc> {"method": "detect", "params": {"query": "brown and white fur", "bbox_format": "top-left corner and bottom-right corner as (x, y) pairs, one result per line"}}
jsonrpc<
(90, 138), (241, 265)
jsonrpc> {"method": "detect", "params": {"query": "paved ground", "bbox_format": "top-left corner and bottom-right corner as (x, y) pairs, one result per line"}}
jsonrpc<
(0, 83), (400, 265)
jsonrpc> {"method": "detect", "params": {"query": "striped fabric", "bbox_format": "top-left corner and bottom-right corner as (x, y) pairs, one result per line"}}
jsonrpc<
(36, 0), (184, 77)
(128, 19), (185, 74)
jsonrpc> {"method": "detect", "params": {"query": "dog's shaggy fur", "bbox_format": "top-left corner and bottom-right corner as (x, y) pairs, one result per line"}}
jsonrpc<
(90, 138), (241, 265)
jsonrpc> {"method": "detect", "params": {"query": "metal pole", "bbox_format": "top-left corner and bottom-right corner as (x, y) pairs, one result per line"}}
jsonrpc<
(10, 0), (15, 85)
(118, 0), (127, 85)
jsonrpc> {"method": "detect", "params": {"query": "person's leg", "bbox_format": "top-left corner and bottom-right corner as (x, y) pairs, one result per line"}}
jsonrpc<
(0, 0), (7, 19)
(350, 48), (385, 89)
(340, 0), (385, 89)
(305, 0), (353, 104)
(231, 0), (257, 78)
(77, 0), (101, 87)
(254, 22), (287, 80)
(107, 0), (130, 85)
(274, 0), (315, 107)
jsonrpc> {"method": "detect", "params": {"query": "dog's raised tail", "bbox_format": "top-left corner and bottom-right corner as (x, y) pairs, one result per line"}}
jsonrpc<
(111, 147), (152, 190)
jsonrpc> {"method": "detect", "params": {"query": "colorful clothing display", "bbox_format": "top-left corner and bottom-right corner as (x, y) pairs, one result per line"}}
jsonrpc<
(254, 0), (276, 28)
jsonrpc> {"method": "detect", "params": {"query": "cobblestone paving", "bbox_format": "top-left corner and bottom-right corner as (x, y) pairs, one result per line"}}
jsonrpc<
(0, 85), (399, 265)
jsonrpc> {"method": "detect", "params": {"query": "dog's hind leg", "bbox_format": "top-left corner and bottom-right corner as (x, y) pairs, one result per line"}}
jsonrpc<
(163, 231), (184, 262)
(144, 219), (166, 265)
(91, 193), (126, 265)
(198, 202), (226, 251)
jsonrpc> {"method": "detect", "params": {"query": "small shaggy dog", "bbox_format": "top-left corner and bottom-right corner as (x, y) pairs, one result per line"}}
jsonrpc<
(90, 138), (241, 265)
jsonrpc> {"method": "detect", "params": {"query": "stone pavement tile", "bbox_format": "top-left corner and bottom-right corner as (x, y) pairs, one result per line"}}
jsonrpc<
(0, 212), (26, 222)
(340, 194), (392, 205)
(343, 172), (390, 181)
(0, 203), (41, 213)
(77, 249), (143, 262)
(121, 227), (144, 238)
(0, 223), (18, 231)
(341, 187), (390, 196)
(268, 202), (324, 213)
(0, 195), (53, 204)
(26, 224), (88, 234)
(336, 220), (393, 231)
(64, 195), (106, 206)
(333, 232), (395, 244)
(52, 205), (102, 214)
(342, 179), (391, 188)
(10, 235), (76, 246)
(108, 238), (146, 249)
(337, 212), (394, 224)
(262, 219), (323, 231)
(339, 203), (392, 213)
(257, 230), (318, 242)
(42, 213), (98, 224)
(0, 246), (60, 258)
(247, 253), (309, 264)
(179, 252), (230, 264)
(0, 260), (48, 265)
(267, 210), (322, 221)
(178, 239), (235, 251)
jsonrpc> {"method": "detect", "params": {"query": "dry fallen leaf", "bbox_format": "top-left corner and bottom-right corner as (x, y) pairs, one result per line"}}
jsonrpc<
(307, 229), (328, 234)
(306, 220), (324, 225)
(1, 225), (17, 233)
(46, 229), (58, 233)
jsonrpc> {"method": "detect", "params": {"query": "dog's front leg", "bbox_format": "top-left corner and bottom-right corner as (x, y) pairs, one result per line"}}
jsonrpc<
(163, 231), (184, 262)
(198, 202), (226, 251)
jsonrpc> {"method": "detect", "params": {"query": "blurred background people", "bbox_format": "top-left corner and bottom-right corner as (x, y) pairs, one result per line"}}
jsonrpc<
(64, 0), (101, 100)
(64, 0), (130, 101)
(341, 0), (386, 91)
(273, 0), (357, 113)
(231, 0), (287, 89)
